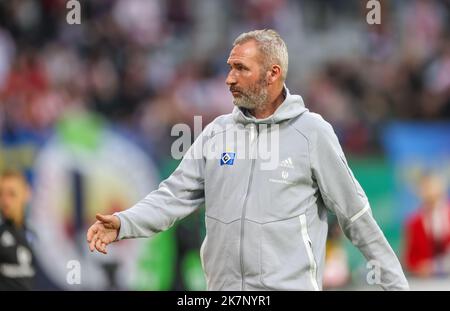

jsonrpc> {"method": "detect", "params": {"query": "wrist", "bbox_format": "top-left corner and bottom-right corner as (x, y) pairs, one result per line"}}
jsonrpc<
(112, 213), (122, 241)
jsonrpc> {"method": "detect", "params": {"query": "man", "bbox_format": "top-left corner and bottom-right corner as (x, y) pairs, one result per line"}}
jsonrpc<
(87, 29), (409, 290)
(0, 170), (35, 290)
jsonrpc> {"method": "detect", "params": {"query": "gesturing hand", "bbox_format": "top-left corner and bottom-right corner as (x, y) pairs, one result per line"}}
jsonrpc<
(86, 214), (121, 254)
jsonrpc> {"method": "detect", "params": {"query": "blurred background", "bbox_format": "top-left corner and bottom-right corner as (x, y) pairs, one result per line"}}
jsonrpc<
(0, 0), (449, 290)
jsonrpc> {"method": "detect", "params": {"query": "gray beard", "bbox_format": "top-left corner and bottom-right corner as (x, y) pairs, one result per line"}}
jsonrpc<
(233, 80), (269, 111)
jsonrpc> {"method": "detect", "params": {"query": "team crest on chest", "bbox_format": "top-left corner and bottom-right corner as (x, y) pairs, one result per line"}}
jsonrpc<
(220, 152), (236, 166)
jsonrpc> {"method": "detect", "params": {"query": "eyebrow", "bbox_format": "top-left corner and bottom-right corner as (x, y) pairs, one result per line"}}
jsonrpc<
(227, 61), (249, 69)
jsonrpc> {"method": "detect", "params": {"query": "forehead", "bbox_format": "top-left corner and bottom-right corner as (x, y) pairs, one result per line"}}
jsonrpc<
(227, 40), (262, 65)
(422, 176), (442, 187)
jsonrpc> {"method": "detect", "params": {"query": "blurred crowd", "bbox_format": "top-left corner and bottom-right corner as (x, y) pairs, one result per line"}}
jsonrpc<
(0, 0), (449, 160)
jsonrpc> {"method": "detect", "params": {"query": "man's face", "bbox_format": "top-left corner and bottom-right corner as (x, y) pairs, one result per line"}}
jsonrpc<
(420, 175), (444, 208)
(0, 177), (29, 222)
(226, 40), (269, 110)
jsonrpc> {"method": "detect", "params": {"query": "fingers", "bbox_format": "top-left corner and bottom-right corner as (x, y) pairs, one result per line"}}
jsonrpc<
(96, 238), (108, 254)
(87, 215), (115, 254)
(89, 232), (109, 254)
(86, 225), (98, 243)
(95, 238), (106, 254)
(89, 232), (98, 252)
(101, 242), (107, 254)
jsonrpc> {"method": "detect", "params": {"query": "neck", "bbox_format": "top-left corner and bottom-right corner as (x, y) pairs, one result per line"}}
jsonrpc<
(249, 87), (285, 119)
(11, 214), (24, 229)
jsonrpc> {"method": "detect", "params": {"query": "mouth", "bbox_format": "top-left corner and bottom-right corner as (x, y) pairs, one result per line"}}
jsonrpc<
(230, 89), (242, 96)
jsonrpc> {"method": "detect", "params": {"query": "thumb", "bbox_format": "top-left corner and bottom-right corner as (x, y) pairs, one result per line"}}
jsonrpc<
(96, 213), (120, 229)
(96, 213), (113, 224)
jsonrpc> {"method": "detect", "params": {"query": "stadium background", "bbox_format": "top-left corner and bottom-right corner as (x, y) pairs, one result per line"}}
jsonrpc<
(0, 0), (449, 290)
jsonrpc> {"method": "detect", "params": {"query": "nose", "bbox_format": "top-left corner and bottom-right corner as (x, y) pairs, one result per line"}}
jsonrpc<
(225, 70), (236, 86)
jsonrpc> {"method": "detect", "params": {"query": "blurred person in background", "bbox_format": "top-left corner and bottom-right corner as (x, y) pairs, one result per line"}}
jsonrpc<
(0, 170), (35, 290)
(322, 216), (350, 289)
(404, 173), (450, 277)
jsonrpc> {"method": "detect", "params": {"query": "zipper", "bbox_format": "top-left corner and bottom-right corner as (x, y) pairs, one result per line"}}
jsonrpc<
(299, 214), (319, 291)
(240, 124), (259, 290)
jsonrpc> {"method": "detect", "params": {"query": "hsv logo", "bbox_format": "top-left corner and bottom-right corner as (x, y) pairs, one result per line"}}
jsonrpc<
(220, 152), (236, 166)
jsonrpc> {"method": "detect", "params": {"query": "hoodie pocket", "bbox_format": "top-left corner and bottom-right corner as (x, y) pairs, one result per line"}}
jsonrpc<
(202, 216), (242, 290)
(260, 215), (319, 290)
(299, 214), (319, 291)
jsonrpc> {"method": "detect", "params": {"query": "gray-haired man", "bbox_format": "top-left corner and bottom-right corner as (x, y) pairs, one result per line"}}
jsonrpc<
(87, 29), (409, 291)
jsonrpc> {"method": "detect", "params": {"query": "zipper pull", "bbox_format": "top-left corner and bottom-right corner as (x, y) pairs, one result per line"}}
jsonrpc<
(249, 124), (257, 143)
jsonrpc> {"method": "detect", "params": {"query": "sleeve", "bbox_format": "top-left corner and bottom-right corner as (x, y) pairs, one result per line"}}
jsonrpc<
(310, 119), (409, 291)
(113, 126), (208, 240)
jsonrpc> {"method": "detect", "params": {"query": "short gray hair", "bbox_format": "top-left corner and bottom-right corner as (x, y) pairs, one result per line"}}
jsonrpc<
(233, 29), (288, 81)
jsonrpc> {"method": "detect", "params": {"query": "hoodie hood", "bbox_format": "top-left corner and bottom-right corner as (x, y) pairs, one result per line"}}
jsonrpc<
(232, 86), (308, 125)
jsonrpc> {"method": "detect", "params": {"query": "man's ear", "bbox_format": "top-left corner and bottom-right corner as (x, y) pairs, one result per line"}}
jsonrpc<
(267, 65), (282, 85)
